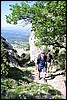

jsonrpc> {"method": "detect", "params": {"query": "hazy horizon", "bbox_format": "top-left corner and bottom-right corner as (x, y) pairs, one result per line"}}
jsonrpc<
(1, 27), (30, 44)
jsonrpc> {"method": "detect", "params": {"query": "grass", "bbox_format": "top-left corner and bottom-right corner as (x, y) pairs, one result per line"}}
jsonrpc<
(1, 66), (63, 99)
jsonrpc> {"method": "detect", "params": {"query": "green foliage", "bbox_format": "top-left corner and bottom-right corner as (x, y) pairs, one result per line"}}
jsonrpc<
(35, 1), (66, 49)
(1, 40), (8, 62)
(1, 65), (63, 99)
(15, 53), (30, 66)
(6, 78), (18, 88)
(6, 1), (66, 50)
(1, 2), (66, 98)
(7, 90), (19, 99)
(1, 36), (30, 79)
(5, 1), (66, 71)
(1, 64), (9, 77)
(58, 50), (66, 70)
(53, 49), (66, 70)
(1, 76), (62, 99)
(12, 49), (30, 66)
(54, 95), (62, 99)
(1, 39), (9, 77)
(48, 88), (61, 95)
(34, 40), (42, 46)
(26, 44), (30, 51)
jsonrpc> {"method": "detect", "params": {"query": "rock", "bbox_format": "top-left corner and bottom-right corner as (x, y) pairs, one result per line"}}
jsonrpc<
(29, 31), (45, 62)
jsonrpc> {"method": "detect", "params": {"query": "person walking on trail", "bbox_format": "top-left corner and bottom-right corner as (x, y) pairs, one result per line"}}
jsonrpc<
(36, 52), (47, 82)
(46, 53), (53, 73)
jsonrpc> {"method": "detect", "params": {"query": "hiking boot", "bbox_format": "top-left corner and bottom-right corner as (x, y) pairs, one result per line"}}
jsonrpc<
(43, 78), (47, 82)
(38, 76), (40, 80)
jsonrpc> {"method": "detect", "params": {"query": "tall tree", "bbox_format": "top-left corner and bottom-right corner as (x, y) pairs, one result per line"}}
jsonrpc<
(5, 1), (66, 49)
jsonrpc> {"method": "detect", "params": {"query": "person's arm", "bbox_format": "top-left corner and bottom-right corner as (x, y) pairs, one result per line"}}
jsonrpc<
(35, 62), (38, 70)
(45, 56), (47, 68)
(35, 56), (40, 70)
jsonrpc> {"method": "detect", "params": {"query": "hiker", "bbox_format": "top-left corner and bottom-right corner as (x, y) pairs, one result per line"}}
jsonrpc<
(36, 52), (47, 82)
(46, 53), (53, 73)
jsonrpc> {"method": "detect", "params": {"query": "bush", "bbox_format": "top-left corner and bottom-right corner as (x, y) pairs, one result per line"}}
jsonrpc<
(1, 63), (9, 78)
(48, 88), (61, 95)
(58, 50), (66, 70)
(13, 53), (30, 66)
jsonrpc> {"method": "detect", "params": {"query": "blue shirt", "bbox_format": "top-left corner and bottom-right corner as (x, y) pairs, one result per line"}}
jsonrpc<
(37, 56), (46, 67)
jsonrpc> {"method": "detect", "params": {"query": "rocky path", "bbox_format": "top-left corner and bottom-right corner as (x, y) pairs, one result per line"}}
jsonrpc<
(31, 68), (66, 99)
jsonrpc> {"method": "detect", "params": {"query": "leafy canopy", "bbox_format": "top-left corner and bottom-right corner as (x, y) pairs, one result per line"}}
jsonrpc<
(6, 1), (66, 49)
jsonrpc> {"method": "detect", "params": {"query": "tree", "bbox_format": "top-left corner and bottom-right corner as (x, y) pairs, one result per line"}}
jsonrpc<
(5, 1), (66, 49)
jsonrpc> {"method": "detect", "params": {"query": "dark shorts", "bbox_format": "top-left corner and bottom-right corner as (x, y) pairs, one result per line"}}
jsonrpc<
(38, 66), (47, 72)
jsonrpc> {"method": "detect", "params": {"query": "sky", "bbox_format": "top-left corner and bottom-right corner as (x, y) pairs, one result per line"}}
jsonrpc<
(1, 1), (34, 30)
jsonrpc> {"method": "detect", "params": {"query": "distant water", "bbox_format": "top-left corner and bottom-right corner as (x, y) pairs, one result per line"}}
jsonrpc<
(1, 28), (30, 44)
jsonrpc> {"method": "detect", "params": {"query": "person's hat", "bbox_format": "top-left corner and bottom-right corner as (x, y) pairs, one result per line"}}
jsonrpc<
(41, 52), (45, 54)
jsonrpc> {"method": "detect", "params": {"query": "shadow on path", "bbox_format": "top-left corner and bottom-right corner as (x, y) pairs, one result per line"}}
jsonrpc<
(46, 71), (65, 80)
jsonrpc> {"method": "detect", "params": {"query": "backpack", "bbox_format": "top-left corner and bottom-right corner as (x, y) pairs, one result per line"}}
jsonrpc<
(37, 56), (41, 64)
(37, 54), (47, 64)
(46, 53), (53, 62)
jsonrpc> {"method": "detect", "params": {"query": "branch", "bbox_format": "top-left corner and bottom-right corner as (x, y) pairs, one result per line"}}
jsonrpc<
(42, 41), (66, 49)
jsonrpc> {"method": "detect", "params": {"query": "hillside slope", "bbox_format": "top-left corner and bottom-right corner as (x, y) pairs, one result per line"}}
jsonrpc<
(1, 36), (30, 77)
(1, 36), (66, 99)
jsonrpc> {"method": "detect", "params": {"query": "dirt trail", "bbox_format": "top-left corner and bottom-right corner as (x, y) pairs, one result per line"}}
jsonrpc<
(31, 68), (66, 99)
